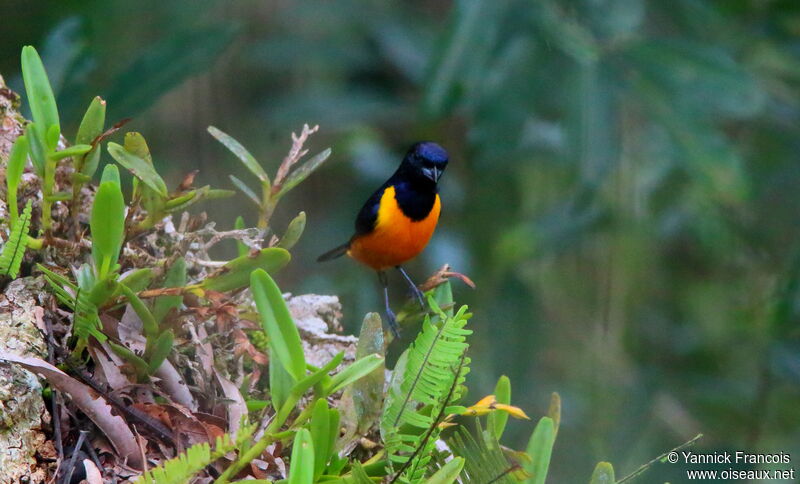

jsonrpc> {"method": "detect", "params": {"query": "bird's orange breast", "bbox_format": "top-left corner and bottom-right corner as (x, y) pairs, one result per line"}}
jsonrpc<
(348, 186), (440, 270)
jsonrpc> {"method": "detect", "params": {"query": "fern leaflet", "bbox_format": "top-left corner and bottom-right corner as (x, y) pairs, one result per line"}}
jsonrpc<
(136, 424), (255, 484)
(0, 200), (32, 279)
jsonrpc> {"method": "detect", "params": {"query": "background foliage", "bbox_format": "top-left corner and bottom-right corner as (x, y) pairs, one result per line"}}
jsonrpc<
(3, 0), (800, 481)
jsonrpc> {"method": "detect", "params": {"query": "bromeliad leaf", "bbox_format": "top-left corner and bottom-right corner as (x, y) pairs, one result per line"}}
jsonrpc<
(107, 141), (168, 197)
(0, 201), (33, 279)
(91, 164), (126, 279)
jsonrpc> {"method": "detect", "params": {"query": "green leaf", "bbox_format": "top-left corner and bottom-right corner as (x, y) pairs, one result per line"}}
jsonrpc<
(91, 164), (126, 279)
(487, 375), (511, 441)
(146, 330), (174, 374)
(589, 462), (615, 484)
(233, 216), (248, 257)
(208, 126), (270, 185)
(119, 283), (159, 339)
(278, 211), (306, 250)
(75, 96), (107, 177)
(324, 353), (384, 396)
(48, 144), (92, 161)
(199, 248), (290, 293)
(153, 257), (186, 324)
(250, 269), (306, 381)
(21, 45), (60, 151)
(6, 135), (29, 225)
(119, 268), (154, 293)
(270, 346), (293, 413)
(523, 417), (556, 484)
(277, 148), (332, 198)
(228, 175), (261, 206)
(0, 201), (32, 279)
(25, 123), (46, 175)
(288, 428), (315, 484)
(340, 313), (386, 445)
(108, 341), (150, 380)
(310, 399), (334, 480)
(107, 142), (168, 197)
(427, 457), (465, 484)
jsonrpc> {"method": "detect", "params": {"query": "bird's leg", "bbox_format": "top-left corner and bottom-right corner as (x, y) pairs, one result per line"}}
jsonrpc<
(378, 270), (400, 338)
(396, 265), (425, 308)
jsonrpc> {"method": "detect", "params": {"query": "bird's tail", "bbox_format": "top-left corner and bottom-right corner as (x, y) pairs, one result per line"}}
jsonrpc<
(317, 242), (349, 262)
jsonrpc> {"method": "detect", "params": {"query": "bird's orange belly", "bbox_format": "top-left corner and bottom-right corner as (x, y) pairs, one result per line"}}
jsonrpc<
(348, 187), (440, 270)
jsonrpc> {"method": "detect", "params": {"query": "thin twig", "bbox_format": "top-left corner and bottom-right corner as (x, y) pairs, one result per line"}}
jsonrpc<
(273, 124), (319, 190)
(43, 314), (64, 463)
(616, 434), (704, 484)
(62, 430), (88, 484)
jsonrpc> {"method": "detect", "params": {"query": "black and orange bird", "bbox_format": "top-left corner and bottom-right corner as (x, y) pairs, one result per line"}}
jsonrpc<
(318, 141), (449, 336)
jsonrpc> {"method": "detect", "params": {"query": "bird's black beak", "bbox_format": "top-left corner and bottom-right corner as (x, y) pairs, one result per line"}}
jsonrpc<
(422, 166), (441, 182)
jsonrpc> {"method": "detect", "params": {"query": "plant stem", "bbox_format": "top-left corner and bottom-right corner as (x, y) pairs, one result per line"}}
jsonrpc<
(616, 434), (703, 484)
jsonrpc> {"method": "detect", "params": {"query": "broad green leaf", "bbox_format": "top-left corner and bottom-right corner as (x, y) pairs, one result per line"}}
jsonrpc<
(523, 417), (556, 484)
(289, 353), (343, 401)
(91, 165), (126, 279)
(6, 135), (29, 224)
(75, 96), (106, 177)
(288, 428), (315, 484)
(488, 375), (511, 441)
(119, 283), (159, 339)
(208, 126), (270, 185)
(278, 211), (306, 250)
(310, 399), (333, 480)
(277, 148), (332, 198)
(270, 345), (293, 412)
(49, 144), (92, 161)
(153, 257), (186, 324)
(229, 175), (260, 206)
(21, 45), (60, 151)
(250, 269), (306, 381)
(324, 353), (384, 396)
(146, 330), (174, 374)
(107, 142), (168, 197)
(427, 457), (465, 484)
(589, 462), (615, 484)
(200, 248), (290, 293)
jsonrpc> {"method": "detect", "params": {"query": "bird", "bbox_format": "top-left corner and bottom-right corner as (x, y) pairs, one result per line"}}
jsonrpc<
(318, 141), (449, 336)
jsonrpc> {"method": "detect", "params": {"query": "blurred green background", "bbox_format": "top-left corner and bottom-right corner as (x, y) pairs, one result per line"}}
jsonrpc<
(3, 0), (800, 481)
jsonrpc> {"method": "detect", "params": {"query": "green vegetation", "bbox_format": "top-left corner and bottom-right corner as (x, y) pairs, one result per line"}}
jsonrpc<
(2, 0), (798, 480)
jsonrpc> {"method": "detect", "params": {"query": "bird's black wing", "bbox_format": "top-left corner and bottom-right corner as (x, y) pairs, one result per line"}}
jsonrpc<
(354, 184), (388, 236)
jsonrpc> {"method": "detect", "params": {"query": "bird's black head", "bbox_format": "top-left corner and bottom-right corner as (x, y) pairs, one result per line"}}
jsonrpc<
(400, 141), (449, 184)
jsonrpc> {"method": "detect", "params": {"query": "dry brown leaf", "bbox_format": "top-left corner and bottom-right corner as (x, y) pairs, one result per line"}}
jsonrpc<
(0, 352), (144, 469)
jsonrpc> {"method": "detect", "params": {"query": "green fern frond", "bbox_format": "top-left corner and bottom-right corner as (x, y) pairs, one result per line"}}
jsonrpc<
(136, 432), (240, 484)
(0, 200), (32, 279)
(381, 299), (472, 483)
(445, 423), (520, 484)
